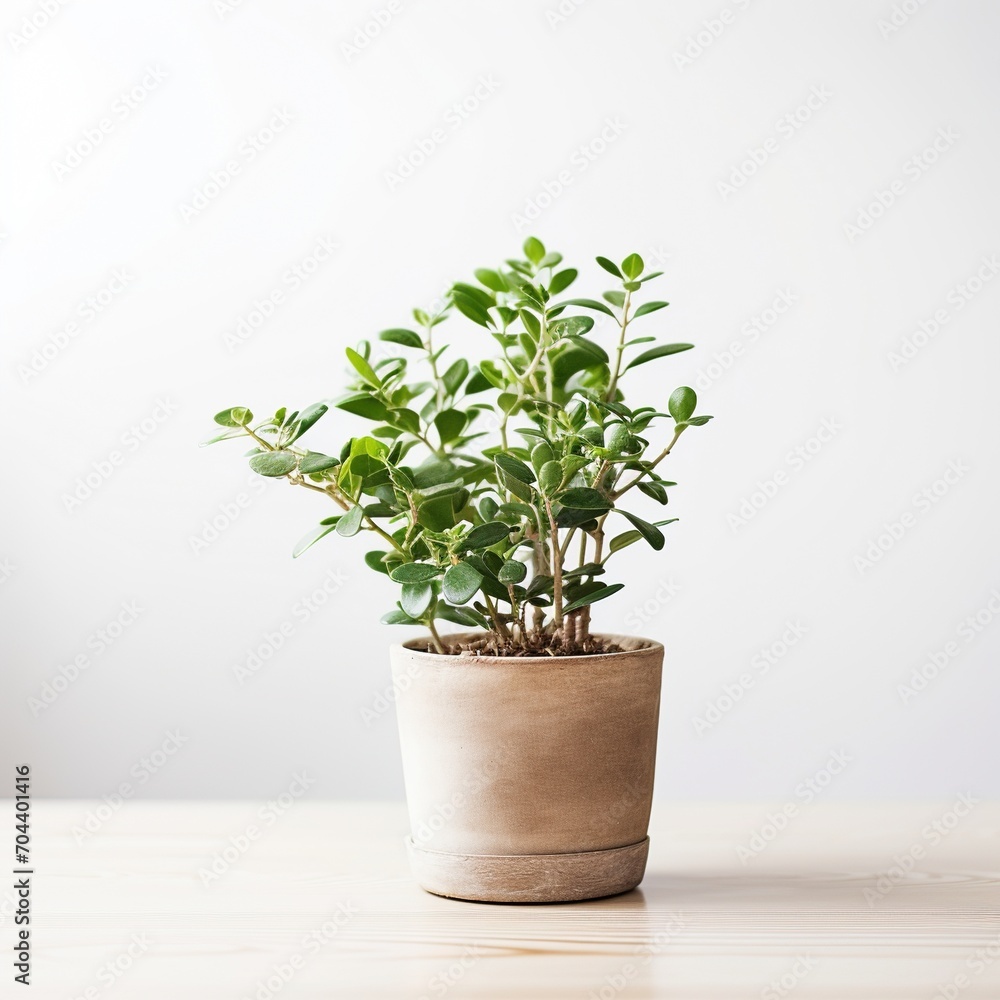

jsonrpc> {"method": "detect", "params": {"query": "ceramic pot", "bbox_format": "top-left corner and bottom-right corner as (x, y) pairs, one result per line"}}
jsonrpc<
(390, 632), (663, 903)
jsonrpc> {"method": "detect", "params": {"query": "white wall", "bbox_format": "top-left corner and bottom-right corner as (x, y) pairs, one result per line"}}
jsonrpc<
(3, 0), (998, 803)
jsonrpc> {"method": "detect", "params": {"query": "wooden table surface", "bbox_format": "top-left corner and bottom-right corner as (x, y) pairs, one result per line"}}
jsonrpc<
(10, 800), (1000, 998)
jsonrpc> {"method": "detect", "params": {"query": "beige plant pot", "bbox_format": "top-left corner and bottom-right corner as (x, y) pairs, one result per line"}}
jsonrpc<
(390, 632), (664, 903)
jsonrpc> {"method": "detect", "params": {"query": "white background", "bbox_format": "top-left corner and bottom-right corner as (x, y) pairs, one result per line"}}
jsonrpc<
(2, 0), (998, 803)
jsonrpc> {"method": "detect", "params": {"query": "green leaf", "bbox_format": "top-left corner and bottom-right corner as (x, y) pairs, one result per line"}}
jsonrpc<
(538, 460), (564, 496)
(298, 451), (339, 475)
(493, 561), (522, 586)
(387, 407), (421, 435)
(214, 407), (253, 427)
(530, 441), (554, 471)
(608, 530), (643, 555)
(287, 403), (327, 442)
(556, 487), (612, 512)
(336, 393), (389, 421)
(249, 451), (297, 477)
(549, 316), (595, 338)
(436, 604), (490, 629)
(619, 510), (664, 550)
(400, 581), (433, 618)
(603, 290), (626, 308)
(562, 297), (617, 319)
(539, 251), (562, 269)
(200, 429), (245, 446)
(382, 607), (421, 625)
(365, 550), (392, 574)
(633, 301), (669, 318)
(478, 360), (505, 389)
(562, 583), (624, 614)
(495, 453), (536, 484)
(549, 268), (578, 294)
(596, 256), (622, 278)
(434, 408), (466, 444)
(479, 496), (500, 522)
(623, 280), (641, 292)
(292, 520), (340, 557)
(474, 268), (508, 292)
(625, 343), (693, 371)
(346, 347), (381, 388)
(621, 253), (644, 280)
(523, 237), (545, 263)
(637, 480), (669, 504)
(452, 292), (492, 328)
(669, 387), (697, 423)
(464, 522), (512, 549)
(379, 328), (423, 349)
(390, 563), (441, 583)
(336, 505), (364, 537)
(687, 415), (714, 426)
(497, 501), (536, 522)
(442, 359), (469, 397)
(443, 561), (483, 604)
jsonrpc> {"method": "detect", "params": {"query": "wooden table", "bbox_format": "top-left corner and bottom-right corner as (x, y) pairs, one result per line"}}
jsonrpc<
(13, 801), (1000, 998)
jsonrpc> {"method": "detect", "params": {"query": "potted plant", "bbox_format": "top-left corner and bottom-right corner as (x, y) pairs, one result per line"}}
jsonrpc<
(204, 238), (712, 902)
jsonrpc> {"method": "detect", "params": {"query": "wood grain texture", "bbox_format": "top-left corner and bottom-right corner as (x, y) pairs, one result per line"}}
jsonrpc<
(11, 801), (1000, 998)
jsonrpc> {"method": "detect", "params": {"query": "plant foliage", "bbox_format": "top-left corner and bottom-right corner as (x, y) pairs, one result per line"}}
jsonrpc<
(205, 240), (712, 654)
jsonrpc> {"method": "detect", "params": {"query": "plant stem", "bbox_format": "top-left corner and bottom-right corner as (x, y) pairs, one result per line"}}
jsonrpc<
(426, 618), (446, 654)
(545, 499), (563, 631)
(612, 427), (684, 499)
(605, 288), (632, 402)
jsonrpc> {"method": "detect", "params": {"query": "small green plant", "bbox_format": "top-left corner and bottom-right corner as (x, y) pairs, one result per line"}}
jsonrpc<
(205, 238), (712, 655)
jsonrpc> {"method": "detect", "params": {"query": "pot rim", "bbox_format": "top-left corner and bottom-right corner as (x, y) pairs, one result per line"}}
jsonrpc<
(393, 631), (663, 665)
